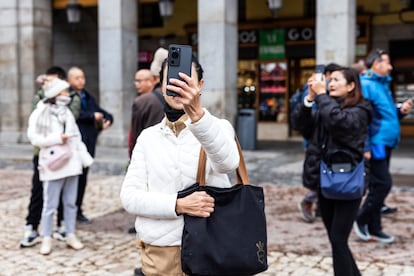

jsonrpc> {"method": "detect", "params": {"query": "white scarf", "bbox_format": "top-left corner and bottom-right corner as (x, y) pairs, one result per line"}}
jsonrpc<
(35, 102), (67, 136)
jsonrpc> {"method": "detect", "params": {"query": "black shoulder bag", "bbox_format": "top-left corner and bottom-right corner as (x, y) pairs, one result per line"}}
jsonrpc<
(178, 137), (268, 275)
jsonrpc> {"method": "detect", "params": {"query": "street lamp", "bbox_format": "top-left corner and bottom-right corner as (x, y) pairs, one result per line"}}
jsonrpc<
(267, 0), (282, 18)
(66, 0), (81, 23)
(159, 0), (174, 21)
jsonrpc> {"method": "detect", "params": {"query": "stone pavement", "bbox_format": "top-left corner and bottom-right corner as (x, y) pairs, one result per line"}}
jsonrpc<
(1, 139), (414, 275)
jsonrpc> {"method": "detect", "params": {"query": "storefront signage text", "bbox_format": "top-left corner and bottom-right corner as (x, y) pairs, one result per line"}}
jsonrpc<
(259, 29), (285, 59)
(286, 27), (314, 42)
(189, 23), (366, 46)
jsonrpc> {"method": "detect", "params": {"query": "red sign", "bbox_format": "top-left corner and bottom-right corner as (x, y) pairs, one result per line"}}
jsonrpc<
(138, 51), (153, 63)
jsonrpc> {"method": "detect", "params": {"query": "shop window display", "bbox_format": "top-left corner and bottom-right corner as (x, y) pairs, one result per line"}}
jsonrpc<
(394, 69), (414, 122)
(259, 62), (287, 122)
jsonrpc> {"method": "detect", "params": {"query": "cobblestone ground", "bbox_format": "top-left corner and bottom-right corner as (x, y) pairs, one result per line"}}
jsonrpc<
(1, 169), (414, 275)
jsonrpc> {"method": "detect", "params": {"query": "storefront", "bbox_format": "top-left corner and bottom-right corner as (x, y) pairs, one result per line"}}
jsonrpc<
(187, 16), (371, 139)
(390, 39), (414, 137)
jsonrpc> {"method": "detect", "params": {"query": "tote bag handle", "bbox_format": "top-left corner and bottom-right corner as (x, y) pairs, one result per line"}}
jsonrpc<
(196, 136), (250, 186)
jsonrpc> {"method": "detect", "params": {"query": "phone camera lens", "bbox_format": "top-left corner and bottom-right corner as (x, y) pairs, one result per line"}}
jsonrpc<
(172, 51), (179, 59)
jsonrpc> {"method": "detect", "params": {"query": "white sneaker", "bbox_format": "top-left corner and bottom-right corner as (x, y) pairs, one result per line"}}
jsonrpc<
(20, 224), (41, 248)
(39, 237), (52, 255)
(53, 225), (66, 241)
(66, 234), (84, 250)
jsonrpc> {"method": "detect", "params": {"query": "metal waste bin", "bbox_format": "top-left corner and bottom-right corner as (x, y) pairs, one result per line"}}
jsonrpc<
(237, 108), (257, 150)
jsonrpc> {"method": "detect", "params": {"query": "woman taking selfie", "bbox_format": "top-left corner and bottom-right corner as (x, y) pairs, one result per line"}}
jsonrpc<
(120, 54), (239, 275)
(292, 67), (372, 276)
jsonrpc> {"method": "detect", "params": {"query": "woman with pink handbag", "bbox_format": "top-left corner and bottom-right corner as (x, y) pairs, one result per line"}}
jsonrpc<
(27, 77), (93, 255)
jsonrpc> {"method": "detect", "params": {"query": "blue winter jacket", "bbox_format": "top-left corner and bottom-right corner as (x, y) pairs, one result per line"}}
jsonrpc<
(360, 70), (400, 149)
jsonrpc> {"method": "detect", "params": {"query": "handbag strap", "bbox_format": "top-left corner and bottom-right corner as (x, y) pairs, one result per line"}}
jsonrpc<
(196, 135), (250, 186)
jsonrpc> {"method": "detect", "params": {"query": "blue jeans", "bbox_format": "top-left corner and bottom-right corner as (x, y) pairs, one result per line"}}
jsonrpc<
(356, 147), (392, 233)
(42, 176), (79, 237)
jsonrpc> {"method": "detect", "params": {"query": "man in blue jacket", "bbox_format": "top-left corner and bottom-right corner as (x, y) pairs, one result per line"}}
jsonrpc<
(354, 49), (412, 243)
(68, 67), (114, 223)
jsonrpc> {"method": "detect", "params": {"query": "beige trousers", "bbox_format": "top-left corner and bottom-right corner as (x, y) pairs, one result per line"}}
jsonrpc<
(140, 242), (186, 276)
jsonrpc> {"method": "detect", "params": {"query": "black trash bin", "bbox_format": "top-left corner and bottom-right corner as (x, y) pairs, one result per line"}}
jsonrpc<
(237, 109), (257, 150)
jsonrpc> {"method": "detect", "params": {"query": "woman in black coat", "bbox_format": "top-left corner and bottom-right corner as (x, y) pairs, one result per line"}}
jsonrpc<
(292, 67), (372, 276)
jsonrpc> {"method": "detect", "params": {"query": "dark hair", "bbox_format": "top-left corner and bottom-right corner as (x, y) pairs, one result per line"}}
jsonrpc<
(46, 66), (66, 80)
(159, 54), (204, 85)
(332, 67), (365, 108)
(365, 48), (387, 69)
(325, 63), (342, 74)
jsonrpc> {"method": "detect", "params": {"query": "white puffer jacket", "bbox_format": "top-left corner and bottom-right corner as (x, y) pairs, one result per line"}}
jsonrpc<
(120, 109), (240, 246)
(27, 101), (93, 181)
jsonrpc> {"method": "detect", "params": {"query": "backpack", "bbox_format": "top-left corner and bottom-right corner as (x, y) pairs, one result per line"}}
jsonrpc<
(289, 83), (307, 130)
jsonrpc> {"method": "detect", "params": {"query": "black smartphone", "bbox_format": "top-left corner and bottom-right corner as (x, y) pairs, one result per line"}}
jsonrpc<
(315, 64), (325, 81)
(166, 44), (193, 97)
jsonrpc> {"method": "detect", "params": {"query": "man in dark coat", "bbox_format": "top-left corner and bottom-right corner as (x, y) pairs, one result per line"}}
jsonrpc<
(68, 66), (113, 223)
(128, 69), (165, 158)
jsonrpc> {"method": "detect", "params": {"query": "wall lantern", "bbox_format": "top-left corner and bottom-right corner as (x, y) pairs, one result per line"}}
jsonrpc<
(66, 0), (81, 23)
(159, 0), (174, 21)
(267, 0), (282, 17)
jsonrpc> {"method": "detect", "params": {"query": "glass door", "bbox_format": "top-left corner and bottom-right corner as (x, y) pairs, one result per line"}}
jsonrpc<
(237, 60), (258, 110)
(288, 58), (315, 136)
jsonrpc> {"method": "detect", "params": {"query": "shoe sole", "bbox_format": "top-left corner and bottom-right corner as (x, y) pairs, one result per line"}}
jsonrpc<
(40, 249), (52, 255)
(52, 232), (67, 241)
(77, 219), (91, 224)
(66, 244), (84, 250)
(353, 222), (371, 241)
(20, 237), (41, 248)
(381, 209), (398, 215)
(297, 202), (315, 223)
(369, 235), (395, 243)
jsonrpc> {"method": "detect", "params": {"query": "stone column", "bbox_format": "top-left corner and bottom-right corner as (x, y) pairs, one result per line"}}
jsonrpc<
(0, 0), (52, 144)
(316, 0), (356, 66)
(198, 0), (238, 125)
(98, 0), (137, 146)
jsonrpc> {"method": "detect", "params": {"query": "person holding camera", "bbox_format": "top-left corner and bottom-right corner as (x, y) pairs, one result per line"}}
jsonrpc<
(120, 54), (239, 275)
(292, 67), (372, 276)
(294, 63), (341, 223)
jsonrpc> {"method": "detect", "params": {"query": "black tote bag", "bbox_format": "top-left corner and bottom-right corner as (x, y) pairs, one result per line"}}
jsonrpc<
(178, 138), (268, 276)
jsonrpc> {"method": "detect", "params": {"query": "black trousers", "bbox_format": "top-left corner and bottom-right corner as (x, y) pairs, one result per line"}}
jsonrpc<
(319, 192), (361, 276)
(76, 129), (97, 216)
(25, 155), (64, 230)
(356, 147), (392, 233)
(76, 167), (89, 215)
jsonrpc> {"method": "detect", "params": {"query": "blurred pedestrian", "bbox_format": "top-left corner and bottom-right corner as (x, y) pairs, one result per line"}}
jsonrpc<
(27, 78), (93, 255)
(128, 68), (164, 159)
(354, 49), (413, 243)
(351, 60), (367, 75)
(295, 63), (341, 223)
(120, 54), (239, 275)
(67, 67), (113, 224)
(292, 67), (372, 275)
(20, 66), (81, 248)
(352, 60), (397, 216)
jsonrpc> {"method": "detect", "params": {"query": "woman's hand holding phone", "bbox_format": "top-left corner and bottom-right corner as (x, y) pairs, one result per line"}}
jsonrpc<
(309, 64), (327, 96)
(167, 72), (204, 123)
(311, 74), (326, 95)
